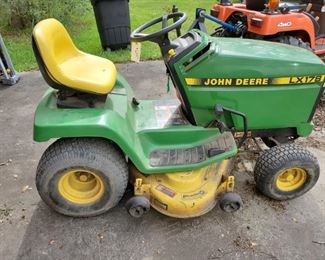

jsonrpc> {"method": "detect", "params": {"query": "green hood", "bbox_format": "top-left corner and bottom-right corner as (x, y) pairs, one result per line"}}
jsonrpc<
(173, 31), (324, 131)
(188, 36), (325, 79)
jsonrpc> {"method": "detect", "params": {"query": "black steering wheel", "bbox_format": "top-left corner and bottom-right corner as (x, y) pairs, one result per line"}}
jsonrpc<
(130, 12), (187, 43)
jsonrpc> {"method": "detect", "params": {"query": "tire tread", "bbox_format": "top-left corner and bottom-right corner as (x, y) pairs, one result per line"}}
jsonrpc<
(254, 144), (319, 200)
(36, 138), (128, 217)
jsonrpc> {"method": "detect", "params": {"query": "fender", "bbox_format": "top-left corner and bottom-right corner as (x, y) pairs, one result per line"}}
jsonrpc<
(34, 75), (237, 174)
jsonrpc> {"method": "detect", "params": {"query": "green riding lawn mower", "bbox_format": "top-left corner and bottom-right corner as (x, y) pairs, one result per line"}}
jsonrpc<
(32, 11), (324, 218)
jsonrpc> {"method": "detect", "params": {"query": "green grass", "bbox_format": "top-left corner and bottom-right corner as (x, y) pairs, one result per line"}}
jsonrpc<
(1, 0), (216, 71)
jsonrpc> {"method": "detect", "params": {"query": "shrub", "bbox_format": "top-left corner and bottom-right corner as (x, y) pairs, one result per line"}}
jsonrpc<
(0, 0), (88, 30)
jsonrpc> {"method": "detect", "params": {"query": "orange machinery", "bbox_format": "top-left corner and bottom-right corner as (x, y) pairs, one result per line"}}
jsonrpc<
(211, 0), (325, 60)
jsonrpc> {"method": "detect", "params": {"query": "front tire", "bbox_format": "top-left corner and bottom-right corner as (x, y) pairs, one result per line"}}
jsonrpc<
(254, 144), (319, 200)
(36, 138), (128, 217)
(272, 35), (311, 50)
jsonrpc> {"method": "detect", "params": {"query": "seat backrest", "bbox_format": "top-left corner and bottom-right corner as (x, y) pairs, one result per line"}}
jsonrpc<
(32, 36), (63, 90)
(32, 18), (79, 91)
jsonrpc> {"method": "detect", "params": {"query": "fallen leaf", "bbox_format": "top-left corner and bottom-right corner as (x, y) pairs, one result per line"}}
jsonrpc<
(312, 240), (325, 245)
(22, 185), (32, 193)
(0, 159), (12, 166)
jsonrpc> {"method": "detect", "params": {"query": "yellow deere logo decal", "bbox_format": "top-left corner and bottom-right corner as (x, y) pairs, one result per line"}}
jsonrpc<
(185, 75), (325, 87)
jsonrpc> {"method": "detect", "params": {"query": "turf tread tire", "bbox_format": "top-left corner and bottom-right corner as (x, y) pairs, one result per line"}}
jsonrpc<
(254, 144), (319, 200)
(273, 35), (311, 50)
(36, 138), (128, 217)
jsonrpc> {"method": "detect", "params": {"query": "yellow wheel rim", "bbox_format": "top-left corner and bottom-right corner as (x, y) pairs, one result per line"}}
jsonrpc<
(58, 169), (104, 204)
(276, 167), (307, 192)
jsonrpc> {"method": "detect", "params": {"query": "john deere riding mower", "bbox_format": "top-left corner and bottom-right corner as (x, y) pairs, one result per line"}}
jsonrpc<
(32, 12), (324, 218)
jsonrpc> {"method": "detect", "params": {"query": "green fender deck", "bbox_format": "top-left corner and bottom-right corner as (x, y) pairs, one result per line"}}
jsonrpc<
(34, 74), (237, 174)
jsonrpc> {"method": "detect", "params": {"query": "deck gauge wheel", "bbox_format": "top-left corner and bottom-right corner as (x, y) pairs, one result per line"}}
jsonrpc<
(125, 196), (151, 218)
(219, 192), (243, 213)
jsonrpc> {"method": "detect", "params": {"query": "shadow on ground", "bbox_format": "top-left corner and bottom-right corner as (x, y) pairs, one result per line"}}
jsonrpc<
(16, 169), (325, 260)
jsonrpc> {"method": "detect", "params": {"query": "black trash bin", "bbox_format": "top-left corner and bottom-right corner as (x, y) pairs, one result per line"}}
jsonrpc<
(91, 0), (131, 51)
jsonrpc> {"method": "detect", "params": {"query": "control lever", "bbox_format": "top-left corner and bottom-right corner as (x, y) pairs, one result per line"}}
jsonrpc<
(306, 3), (312, 13)
(215, 104), (248, 147)
(172, 5), (181, 37)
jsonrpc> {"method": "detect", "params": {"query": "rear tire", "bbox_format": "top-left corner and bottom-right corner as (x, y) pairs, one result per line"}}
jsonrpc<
(254, 144), (319, 200)
(36, 138), (128, 217)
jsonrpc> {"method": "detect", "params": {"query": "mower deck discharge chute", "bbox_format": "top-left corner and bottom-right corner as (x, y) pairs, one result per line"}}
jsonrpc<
(32, 12), (323, 218)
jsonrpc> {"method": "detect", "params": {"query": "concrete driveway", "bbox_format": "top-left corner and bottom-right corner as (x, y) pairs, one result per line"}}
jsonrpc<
(0, 61), (324, 260)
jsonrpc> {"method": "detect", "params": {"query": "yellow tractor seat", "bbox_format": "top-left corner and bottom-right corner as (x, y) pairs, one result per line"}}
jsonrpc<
(32, 18), (117, 95)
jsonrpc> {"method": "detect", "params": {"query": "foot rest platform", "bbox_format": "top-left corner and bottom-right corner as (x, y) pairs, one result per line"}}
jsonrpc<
(149, 132), (236, 167)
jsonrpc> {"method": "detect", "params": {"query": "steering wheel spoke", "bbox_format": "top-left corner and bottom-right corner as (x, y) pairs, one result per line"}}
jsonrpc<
(162, 15), (168, 29)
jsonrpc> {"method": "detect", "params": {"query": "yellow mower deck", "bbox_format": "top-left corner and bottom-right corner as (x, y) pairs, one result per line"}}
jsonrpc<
(129, 160), (235, 218)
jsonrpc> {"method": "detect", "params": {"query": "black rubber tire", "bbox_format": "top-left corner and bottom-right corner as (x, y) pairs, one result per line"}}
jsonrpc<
(274, 35), (311, 50)
(219, 192), (243, 213)
(36, 138), (128, 217)
(254, 144), (319, 201)
(125, 196), (151, 218)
